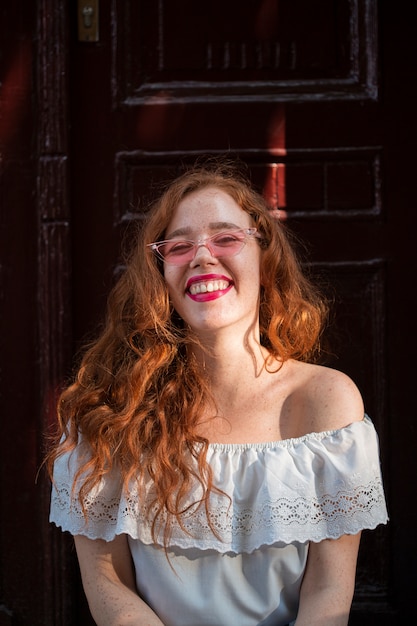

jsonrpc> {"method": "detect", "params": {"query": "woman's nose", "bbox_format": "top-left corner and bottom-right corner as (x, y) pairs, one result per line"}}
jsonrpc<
(190, 242), (217, 266)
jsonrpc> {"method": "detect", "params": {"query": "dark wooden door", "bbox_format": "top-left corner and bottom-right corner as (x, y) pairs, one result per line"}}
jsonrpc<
(1, 0), (416, 624)
(68, 1), (397, 623)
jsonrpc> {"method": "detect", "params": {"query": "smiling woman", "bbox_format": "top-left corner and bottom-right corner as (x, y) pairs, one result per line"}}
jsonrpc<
(47, 158), (388, 626)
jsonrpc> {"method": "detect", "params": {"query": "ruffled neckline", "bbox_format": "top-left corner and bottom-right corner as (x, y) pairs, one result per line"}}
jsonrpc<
(207, 414), (371, 451)
(50, 414), (388, 551)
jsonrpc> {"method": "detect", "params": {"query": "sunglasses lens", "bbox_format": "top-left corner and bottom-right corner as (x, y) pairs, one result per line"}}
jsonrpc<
(210, 232), (245, 256)
(159, 241), (195, 264)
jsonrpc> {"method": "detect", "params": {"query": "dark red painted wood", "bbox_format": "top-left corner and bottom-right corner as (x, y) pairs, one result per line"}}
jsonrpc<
(0, 2), (45, 624)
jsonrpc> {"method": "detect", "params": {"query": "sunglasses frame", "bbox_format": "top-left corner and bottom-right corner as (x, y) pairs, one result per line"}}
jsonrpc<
(147, 228), (261, 265)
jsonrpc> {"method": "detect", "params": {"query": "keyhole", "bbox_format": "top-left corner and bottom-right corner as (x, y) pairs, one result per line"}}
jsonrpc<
(82, 5), (94, 28)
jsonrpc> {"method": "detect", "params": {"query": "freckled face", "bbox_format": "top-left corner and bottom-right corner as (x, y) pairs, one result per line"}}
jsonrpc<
(163, 187), (262, 334)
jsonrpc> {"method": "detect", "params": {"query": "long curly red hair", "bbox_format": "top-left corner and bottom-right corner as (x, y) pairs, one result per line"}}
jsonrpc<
(47, 160), (328, 545)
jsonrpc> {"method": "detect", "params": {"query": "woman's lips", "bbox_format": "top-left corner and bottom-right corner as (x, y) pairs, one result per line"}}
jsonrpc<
(186, 274), (233, 302)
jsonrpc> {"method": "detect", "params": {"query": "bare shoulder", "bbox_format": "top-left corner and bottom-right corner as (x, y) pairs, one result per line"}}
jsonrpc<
(286, 361), (364, 436)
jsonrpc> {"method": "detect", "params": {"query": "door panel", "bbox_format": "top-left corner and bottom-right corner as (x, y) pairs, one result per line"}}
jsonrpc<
(113, 0), (375, 102)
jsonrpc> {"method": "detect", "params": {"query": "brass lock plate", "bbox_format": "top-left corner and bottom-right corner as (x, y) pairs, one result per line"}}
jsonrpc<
(78, 0), (99, 42)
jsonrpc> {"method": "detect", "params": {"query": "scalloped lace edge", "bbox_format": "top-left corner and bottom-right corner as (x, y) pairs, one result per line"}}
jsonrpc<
(50, 478), (388, 551)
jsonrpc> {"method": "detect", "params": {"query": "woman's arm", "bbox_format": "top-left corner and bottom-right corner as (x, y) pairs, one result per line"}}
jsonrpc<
(74, 534), (164, 626)
(295, 532), (361, 626)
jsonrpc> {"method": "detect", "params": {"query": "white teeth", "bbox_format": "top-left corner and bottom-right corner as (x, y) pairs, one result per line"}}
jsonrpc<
(189, 280), (229, 295)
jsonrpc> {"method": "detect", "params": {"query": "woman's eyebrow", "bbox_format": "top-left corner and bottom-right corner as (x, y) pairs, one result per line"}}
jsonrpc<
(209, 221), (242, 231)
(166, 222), (241, 239)
(165, 227), (191, 239)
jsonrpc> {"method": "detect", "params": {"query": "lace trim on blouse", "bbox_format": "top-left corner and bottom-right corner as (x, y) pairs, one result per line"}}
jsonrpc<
(50, 416), (388, 553)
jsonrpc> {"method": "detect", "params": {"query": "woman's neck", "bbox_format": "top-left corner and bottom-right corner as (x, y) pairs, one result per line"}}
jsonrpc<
(189, 327), (283, 443)
(191, 325), (270, 389)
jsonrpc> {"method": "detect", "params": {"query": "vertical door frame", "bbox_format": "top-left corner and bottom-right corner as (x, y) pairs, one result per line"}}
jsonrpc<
(36, 0), (74, 623)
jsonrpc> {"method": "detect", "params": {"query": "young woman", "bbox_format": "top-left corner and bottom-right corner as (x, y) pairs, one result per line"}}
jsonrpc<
(49, 161), (388, 626)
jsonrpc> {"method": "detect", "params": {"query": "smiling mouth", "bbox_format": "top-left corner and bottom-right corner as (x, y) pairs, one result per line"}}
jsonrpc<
(188, 279), (230, 295)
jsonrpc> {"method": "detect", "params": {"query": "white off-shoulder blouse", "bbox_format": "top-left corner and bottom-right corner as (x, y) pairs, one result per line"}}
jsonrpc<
(50, 416), (388, 626)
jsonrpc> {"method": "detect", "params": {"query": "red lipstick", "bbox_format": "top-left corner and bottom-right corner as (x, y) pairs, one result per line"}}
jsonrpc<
(186, 274), (233, 302)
